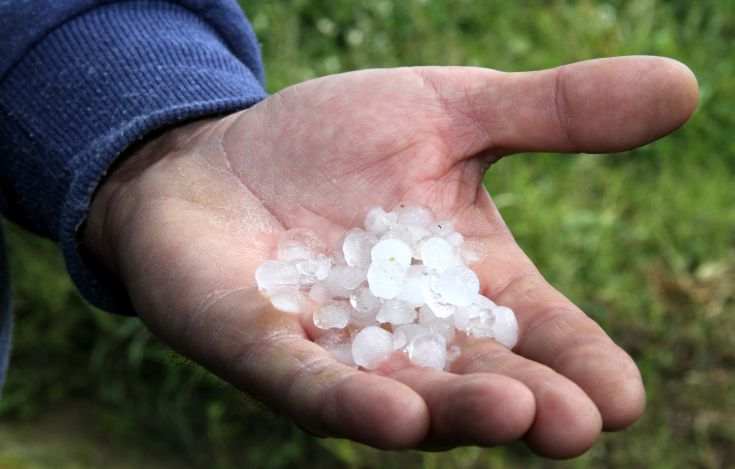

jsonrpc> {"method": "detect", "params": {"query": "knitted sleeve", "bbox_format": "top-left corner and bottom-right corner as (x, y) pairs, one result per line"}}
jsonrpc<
(0, 0), (268, 314)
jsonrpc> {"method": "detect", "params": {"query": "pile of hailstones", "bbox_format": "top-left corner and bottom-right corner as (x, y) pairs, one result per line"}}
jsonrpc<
(255, 205), (518, 371)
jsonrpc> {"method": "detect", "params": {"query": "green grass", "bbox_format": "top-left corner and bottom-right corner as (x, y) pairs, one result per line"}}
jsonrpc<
(2, 0), (734, 467)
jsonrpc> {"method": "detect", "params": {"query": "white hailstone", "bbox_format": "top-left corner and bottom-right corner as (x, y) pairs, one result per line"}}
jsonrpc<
(340, 266), (368, 290)
(417, 304), (438, 324)
(396, 224), (432, 246)
(316, 328), (351, 348)
(436, 265), (480, 307)
(294, 254), (331, 287)
(416, 307), (456, 343)
(342, 228), (376, 267)
(315, 254), (333, 279)
(429, 220), (455, 237)
(406, 333), (447, 370)
(454, 294), (492, 330)
(316, 329), (355, 366)
(324, 265), (367, 298)
(420, 275), (456, 318)
(277, 228), (325, 261)
(352, 326), (394, 369)
(323, 266), (352, 298)
(467, 306), (496, 338)
(396, 265), (428, 307)
(445, 231), (465, 247)
(308, 283), (331, 304)
(371, 238), (413, 267)
(349, 306), (378, 328)
(393, 323), (430, 350)
(452, 306), (471, 332)
(349, 287), (381, 328)
(396, 204), (434, 227)
(367, 260), (407, 299)
(492, 305), (519, 349)
(472, 294), (496, 312)
(420, 237), (459, 272)
(255, 260), (299, 292)
(445, 345), (462, 370)
(349, 285), (381, 313)
(329, 246), (347, 266)
(268, 288), (309, 314)
(323, 270), (349, 299)
(364, 206), (398, 234)
(459, 242), (482, 264)
(313, 301), (352, 329)
(376, 299), (417, 325)
(329, 344), (356, 367)
(427, 320), (456, 343)
(256, 203), (521, 370)
(381, 227), (415, 248)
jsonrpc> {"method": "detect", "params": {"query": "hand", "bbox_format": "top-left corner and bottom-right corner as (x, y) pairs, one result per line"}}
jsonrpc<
(84, 56), (697, 457)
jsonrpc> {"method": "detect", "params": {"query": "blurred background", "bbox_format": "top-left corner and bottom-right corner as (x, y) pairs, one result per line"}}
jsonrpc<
(1, 0), (733, 467)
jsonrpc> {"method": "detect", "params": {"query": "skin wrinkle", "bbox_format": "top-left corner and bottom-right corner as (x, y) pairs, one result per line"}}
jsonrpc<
(470, 185), (503, 236)
(288, 205), (348, 243)
(552, 64), (578, 152)
(451, 345), (510, 375)
(337, 136), (425, 182)
(406, 172), (469, 219)
(210, 135), (283, 234)
(280, 354), (336, 402)
(397, 138), (452, 185)
(229, 328), (308, 382)
(301, 362), (363, 435)
(449, 378), (532, 444)
(517, 306), (605, 357)
(180, 285), (250, 345)
(485, 268), (540, 302)
(117, 201), (185, 321)
(469, 231), (510, 253)
(402, 147), (489, 224)
(236, 133), (285, 214)
(491, 366), (555, 390)
(410, 68), (459, 164)
(462, 77), (497, 159)
(549, 336), (620, 374)
(471, 188), (515, 239)
(453, 344), (602, 454)
(121, 206), (262, 343)
(291, 163), (370, 227)
(230, 110), (372, 234)
(379, 369), (462, 443)
(386, 363), (535, 448)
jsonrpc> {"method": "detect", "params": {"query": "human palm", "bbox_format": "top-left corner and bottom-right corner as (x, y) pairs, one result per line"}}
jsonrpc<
(86, 56), (698, 457)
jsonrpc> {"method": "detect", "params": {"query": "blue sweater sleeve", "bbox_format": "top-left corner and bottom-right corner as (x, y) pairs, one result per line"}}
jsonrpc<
(0, 0), (268, 315)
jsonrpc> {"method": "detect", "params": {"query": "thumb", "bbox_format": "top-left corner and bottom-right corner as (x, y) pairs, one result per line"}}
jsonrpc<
(417, 56), (698, 157)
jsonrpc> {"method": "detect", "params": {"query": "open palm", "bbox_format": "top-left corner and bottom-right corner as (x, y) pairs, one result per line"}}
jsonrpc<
(86, 56), (697, 457)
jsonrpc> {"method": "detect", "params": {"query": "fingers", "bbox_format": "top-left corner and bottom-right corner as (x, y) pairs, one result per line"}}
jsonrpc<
(383, 364), (535, 449)
(467, 234), (646, 433)
(491, 270), (647, 431)
(417, 56), (698, 157)
(169, 289), (432, 450)
(451, 339), (602, 458)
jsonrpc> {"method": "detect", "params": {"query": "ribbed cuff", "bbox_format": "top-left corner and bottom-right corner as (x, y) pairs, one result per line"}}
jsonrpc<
(0, 1), (267, 314)
(0, 225), (12, 395)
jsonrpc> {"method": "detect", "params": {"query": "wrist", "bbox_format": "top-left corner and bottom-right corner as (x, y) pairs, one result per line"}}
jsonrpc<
(83, 117), (222, 282)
